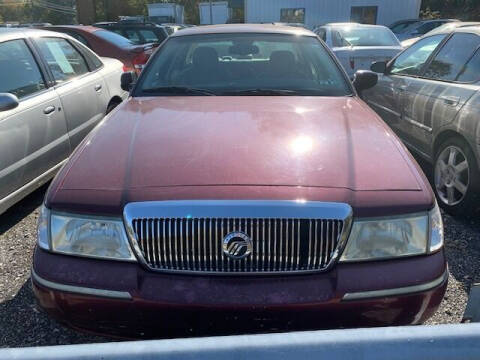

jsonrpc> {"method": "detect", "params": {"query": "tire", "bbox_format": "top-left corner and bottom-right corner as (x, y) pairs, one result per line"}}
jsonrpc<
(433, 137), (480, 216)
(106, 100), (121, 114)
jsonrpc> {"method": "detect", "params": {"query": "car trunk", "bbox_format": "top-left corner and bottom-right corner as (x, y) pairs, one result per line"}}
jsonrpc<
(350, 46), (402, 72)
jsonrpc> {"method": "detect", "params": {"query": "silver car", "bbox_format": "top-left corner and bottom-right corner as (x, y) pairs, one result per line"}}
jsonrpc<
(0, 28), (127, 215)
(395, 19), (459, 42)
(314, 23), (403, 79)
(363, 26), (480, 215)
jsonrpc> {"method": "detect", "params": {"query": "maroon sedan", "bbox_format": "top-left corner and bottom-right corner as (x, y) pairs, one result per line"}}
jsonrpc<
(33, 24), (447, 338)
(40, 25), (156, 73)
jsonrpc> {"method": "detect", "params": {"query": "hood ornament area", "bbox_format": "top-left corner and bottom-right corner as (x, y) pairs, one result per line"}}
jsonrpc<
(222, 232), (253, 260)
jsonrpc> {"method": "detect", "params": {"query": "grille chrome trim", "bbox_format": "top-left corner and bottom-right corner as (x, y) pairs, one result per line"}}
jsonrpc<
(124, 201), (353, 276)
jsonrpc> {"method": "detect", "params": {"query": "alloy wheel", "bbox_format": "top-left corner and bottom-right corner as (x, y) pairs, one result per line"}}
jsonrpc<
(434, 145), (470, 207)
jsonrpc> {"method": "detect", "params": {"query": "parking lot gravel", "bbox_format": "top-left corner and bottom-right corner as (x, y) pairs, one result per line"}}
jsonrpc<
(0, 181), (479, 348)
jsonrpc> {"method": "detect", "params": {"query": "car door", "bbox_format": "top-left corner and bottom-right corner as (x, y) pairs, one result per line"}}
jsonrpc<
(363, 35), (446, 137)
(0, 38), (69, 203)
(34, 36), (108, 150)
(401, 32), (480, 156)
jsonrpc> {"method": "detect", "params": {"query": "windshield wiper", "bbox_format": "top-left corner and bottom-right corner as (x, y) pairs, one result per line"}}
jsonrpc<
(221, 89), (301, 96)
(142, 86), (217, 96)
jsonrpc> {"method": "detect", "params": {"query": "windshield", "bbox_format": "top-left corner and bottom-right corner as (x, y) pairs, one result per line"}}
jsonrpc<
(94, 29), (134, 47)
(336, 27), (400, 47)
(137, 33), (352, 96)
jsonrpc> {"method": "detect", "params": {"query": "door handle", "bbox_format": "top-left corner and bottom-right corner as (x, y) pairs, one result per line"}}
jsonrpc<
(94, 84), (102, 92)
(43, 106), (56, 115)
(441, 96), (459, 107)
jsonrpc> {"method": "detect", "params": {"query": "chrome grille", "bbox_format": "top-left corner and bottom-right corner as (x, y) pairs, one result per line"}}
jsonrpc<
(124, 201), (352, 274)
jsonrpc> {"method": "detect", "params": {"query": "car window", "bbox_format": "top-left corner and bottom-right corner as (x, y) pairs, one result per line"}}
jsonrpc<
(75, 41), (103, 70)
(64, 31), (90, 48)
(336, 27), (399, 46)
(0, 39), (46, 98)
(140, 29), (161, 43)
(423, 33), (480, 82)
(94, 30), (134, 47)
(332, 30), (350, 47)
(35, 37), (89, 83)
(125, 29), (141, 44)
(416, 22), (438, 35)
(391, 21), (419, 33)
(456, 48), (480, 83)
(138, 33), (352, 97)
(316, 28), (327, 42)
(111, 28), (124, 36)
(390, 34), (445, 76)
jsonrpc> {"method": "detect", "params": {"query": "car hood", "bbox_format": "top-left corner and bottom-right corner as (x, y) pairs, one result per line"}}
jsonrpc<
(54, 96), (424, 193)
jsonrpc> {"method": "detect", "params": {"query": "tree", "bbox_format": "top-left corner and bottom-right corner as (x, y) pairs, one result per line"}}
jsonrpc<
(0, 0), (75, 24)
(421, 0), (480, 20)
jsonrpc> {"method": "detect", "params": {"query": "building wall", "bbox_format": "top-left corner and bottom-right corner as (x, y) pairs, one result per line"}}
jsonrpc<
(245, 0), (421, 29)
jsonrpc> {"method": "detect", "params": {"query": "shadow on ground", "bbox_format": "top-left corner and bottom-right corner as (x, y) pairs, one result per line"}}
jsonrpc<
(0, 279), (108, 348)
(0, 185), (46, 236)
(414, 155), (480, 283)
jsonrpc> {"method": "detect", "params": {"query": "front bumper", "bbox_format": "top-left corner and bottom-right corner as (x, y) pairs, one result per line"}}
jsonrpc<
(32, 247), (448, 339)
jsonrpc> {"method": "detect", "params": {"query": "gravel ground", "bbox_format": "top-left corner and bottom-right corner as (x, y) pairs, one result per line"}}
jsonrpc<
(0, 182), (479, 348)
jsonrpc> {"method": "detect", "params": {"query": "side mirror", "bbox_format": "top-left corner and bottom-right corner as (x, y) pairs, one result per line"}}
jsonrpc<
(370, 61), (387, 74)
(353, 70), (378, 93)
(0, 93), (19, 112)
(121, 71), (137, 92)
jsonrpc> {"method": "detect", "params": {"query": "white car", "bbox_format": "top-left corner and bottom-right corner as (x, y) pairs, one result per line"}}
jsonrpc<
(315, 23), (403, 78)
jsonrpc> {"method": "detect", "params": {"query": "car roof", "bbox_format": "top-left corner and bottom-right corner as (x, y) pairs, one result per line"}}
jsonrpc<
(170, 24), (315, 37)
(95, 21), (159, 27)
(0, 27), (68, 41)
(453, 25), (480, 35)
(326, 23), (388, 29)
(42, 25), (100, 33)
(326, 22), (359, 26)
(419, 19), (459, 23)
(427, 22), (480, 35)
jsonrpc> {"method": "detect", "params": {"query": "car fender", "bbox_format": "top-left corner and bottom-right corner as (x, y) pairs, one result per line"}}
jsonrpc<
(100, 57), (129, 101)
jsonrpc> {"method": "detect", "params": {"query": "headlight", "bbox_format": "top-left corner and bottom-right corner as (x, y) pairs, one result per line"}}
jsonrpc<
(429, 203), (444, 252)
(37, 205), (50, 250)
(340, 203), (443, 262)
(37, 206), (136, 261)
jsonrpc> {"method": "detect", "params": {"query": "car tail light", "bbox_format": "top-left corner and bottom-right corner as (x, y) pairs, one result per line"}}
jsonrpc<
(132, 52), (149, 72)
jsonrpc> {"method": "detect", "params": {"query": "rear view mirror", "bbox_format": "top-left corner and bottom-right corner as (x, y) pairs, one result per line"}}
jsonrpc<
(370, 61), (387, 74)
(353, 70), (378, 94)
(0, 93), (19, 112)
(121, 71), (137, 92)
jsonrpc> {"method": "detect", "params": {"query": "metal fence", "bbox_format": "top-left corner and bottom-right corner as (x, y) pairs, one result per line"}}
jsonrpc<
(1, 323), (480, 360)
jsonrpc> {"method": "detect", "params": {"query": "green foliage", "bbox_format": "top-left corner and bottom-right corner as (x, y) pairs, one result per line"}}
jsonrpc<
(0, 0), (75, 25)
(420, 7), (441, 20)
(421, 0), (480, 20)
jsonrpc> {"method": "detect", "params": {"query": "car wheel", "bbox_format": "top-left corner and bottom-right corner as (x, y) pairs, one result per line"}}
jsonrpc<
(106, 100), (122, 114)
(434, 137), (480, 216)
